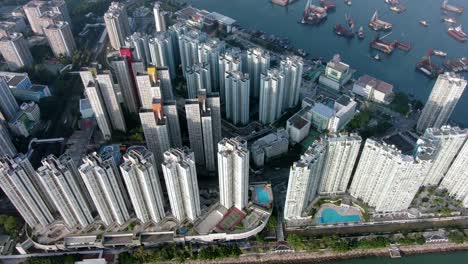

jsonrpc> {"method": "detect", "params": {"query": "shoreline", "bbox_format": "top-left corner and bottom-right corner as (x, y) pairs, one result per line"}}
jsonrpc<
(157, 242), (468, 264)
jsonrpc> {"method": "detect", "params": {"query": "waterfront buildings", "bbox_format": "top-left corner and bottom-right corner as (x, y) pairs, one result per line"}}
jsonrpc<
(280, 56), (304, 110)
(246, 47), (270, 98)
(224, 71), (250, 125)
(349, 139), (431, 212)
(417, 72), (467, 133)
(440, 139), (468, 207)
(198, 38), (225, 93)
(43, 21), (75, 58)
(318, 134), (362, 195)
(319, 55), (354, 91)
(251, 129), (289, 167)
(104, 2), (131, 50)
(184, 92), (222, 170)
(37, 156), (94, 228)
(219, 48), (243, 101)
(153, 1), (167, 32)
(352, 75), (394, 104)
(0, 156), (55, 228)
(284, 142), (326, 220)
(161, 148), (201, 222)
(259, 69), (285, 124)
(218, 138), (249, 210)
(418, 126), (468, 186)
(79, 153), (131, 226)
(0, 33), (33, 70)
(109, 56), (139, 114)
(0, 77), (19, 121)
(120, 148), (165, 224)
(186, 63), (211, 98)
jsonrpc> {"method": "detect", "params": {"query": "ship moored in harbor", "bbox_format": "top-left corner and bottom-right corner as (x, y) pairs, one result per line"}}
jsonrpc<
(416, 52), (444, 78)
(419, 20), (429, 27)
(448, 25), (467, 42)
(334, 24), (355, 38)
(441, 0), (464, 14)
(271, 0), (297, 6)
(301, 0), (328, 24)
(358, 26), (365, 39)
(444, 57), (468, 72)
(369, 10), (392, 31)
(432, 50), (447, 57)
(320, 0), (336, 12)
(442, 17), (457, 24)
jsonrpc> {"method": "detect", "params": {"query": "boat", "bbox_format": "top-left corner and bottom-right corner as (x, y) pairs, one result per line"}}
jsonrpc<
(432, 50), (447, 57)
(385, 0), (399, 5)
(448, 25), (467, 42)
(374, 54), (381, 61)
(395, 41), (411, 51)
(370, 34), (395, 54)
(416, 52), (444, 78)
(320, 0), (336, 12)
(369, 10), (393, 31)
(301, 1), (328, 24)
(346, 14), (355, 28)
(334, 24), (355, 38)
(345, 0), (352, 6)
(358, 26), (365, 39)
(390, 4), (406, 13)
(271, 0), (297, 6)
(419, 20), (429, 27)
(442, 17), (457, 24)
(444, 57), (468, 72)
(441, 0), (464, 14)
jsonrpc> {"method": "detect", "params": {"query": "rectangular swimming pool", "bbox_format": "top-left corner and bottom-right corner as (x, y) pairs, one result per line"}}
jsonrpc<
(318, 208), (361, 224)
(255, 187), (271, 204)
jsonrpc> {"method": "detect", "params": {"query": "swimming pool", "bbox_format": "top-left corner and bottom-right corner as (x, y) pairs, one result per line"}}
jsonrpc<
(317, 208), (361, 225)
(255, 187), (271, 204)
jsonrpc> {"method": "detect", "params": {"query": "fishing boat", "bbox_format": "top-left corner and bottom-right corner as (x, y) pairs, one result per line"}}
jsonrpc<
(334, 24), (355, 38)
(301, 0), (328, 24)
(358, 26), (365, 39)
(374, 54), (381, 61)
(419, 20), (429, 27)
(448, 25), (467, 42)
(442, 17), (457, 24)
(346, 14), (355, 29)
(432, 50), (448, 57)
(345, 0), (352, 6)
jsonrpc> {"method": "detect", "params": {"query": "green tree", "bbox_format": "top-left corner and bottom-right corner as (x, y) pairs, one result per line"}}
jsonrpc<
(3, 216), (18, 234)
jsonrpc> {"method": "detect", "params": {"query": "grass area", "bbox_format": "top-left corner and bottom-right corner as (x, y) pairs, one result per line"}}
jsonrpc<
(346, 108), (392, 139)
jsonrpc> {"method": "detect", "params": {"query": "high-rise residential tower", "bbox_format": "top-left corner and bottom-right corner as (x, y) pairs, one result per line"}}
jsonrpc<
(440, 139), (468, 207)
(178, 30), (207, 76)
(37, 155), (94, 228)
(0, 77), (19, 121)
(0, 122), (17, 157)
(0, 156), (55, 228)
(0, 33), (33, 70)
(78, 153), (130, 226)
(417, 72), (467, 133)
(246, 47), (270, 98)
(280, 56), (304, 110)
(43, 21), (76, 58)
(95, 71), (127, 132)
(418, 126), (468, 186)
(318, 134), (362, 195)
(218, 138), (249, 210)
(149, 32), (176, 79)
(104, 2), (131, 50)
(349, 139), (432, 212)
(161, 148), (201, 222)
(186, 62), (211, 98)
(219, 48), (243, 101)
(109, 56), (140, 114)
(284, 142), (326, 220)
(225, 71), (250, 125)
(153, 1), (167, 32)
(120, 148), (165, 223)
(198, 38), (225, 93)
(84, 81), (112, 140)
(259, 69), (285, 125)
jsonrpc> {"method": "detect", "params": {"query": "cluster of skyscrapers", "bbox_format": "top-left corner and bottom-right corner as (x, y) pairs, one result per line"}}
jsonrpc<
(0, 0), (76, 70)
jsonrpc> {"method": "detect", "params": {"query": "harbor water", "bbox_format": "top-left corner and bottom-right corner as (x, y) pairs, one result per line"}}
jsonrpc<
(187, 0), (468, 126)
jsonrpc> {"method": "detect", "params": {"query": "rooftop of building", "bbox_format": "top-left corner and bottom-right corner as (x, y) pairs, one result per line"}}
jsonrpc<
(251, 129), (289, 149)
(356, 74), (394, 94)
(207, 12), (236, 25)
(288, 114), (309, 130)
(327, 60), (349, 73)
(311, 103), (335, 118)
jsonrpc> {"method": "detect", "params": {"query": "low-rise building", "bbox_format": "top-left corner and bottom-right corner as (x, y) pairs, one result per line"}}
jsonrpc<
(352, 74), (394, 104)
(251, 129), (289, 167)
(8, 102), (40, 137)
(0, 72), (51, 102)
(318, 55), (354, 91)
